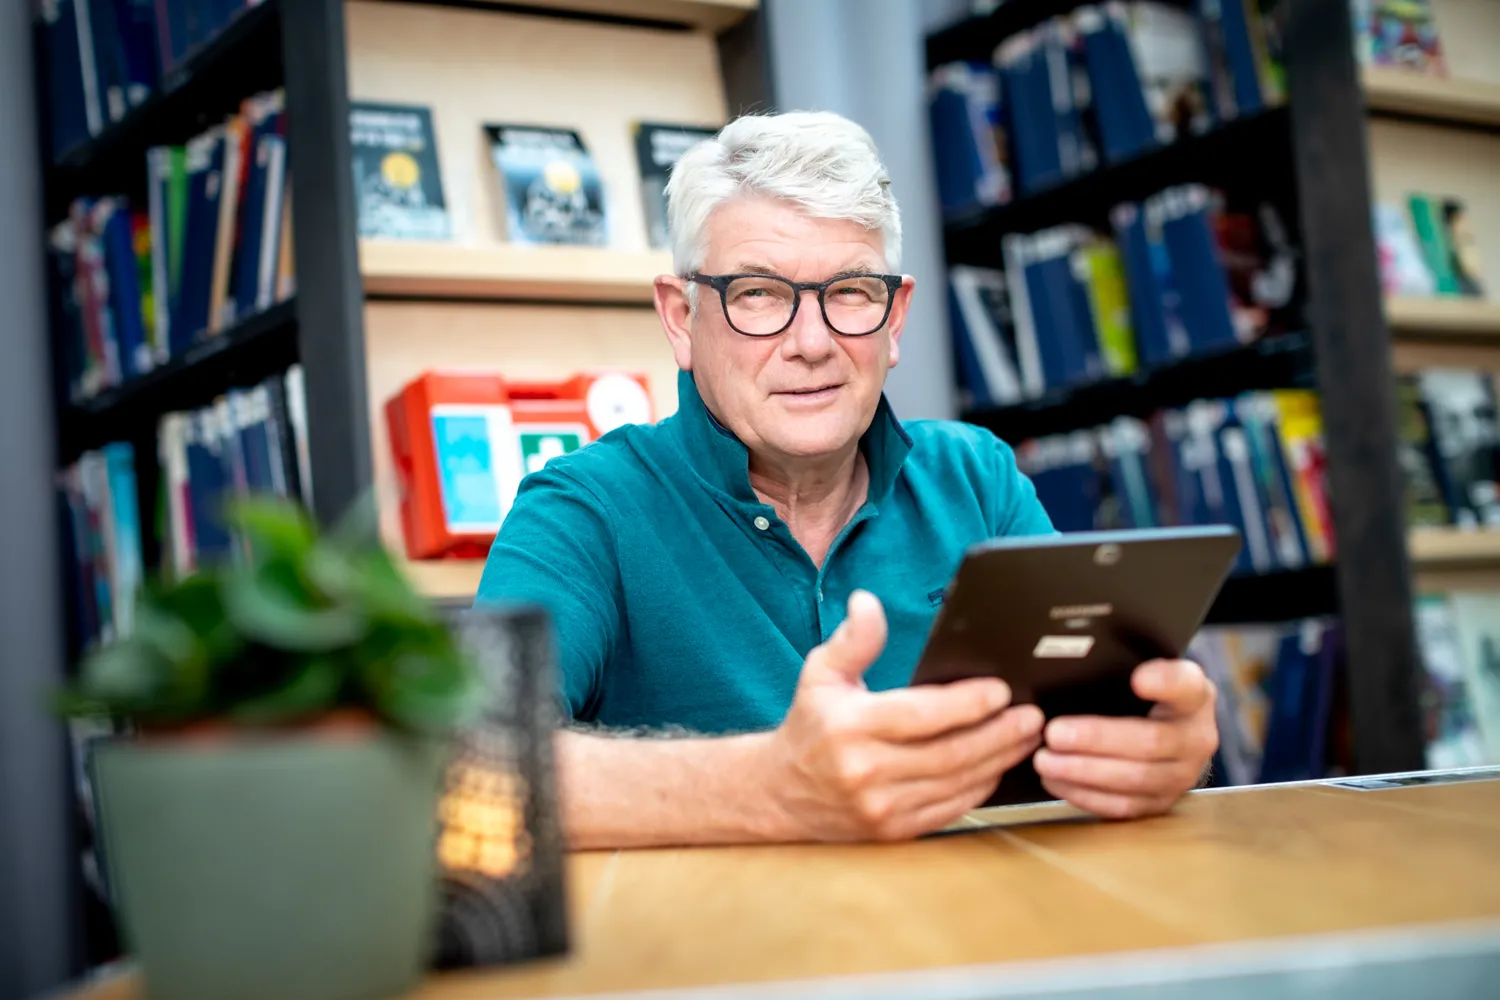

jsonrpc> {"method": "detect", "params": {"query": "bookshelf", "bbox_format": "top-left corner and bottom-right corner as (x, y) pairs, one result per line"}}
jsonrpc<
(1362, 67), (1500, 130)
(1409, 527), (1500, 568)
(449, 0), (756, 32)
(1386, 296), (1500, 340)
(360, 243), (670, 303)
(927, 0), (1432, 775)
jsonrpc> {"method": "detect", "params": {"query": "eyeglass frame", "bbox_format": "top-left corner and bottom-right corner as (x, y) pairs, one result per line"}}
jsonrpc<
(684, 271), (905, 338)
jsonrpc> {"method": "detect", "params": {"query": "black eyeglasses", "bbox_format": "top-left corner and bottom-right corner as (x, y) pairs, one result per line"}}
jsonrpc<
(686, 272), (903, 338)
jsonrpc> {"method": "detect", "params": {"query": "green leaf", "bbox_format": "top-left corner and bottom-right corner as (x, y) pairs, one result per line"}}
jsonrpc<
(221, 496), (318, 561)
(221, 566), (368, 653)
(307, 544), (434, 626)
(362, 648), (481, 734)
(323, 490), (382, 555)
(230, 656), (346, 725)
(76, 639), (175, 710)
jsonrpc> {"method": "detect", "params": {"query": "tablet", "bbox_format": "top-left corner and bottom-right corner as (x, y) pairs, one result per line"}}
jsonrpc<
(909, 526), (1242, 807)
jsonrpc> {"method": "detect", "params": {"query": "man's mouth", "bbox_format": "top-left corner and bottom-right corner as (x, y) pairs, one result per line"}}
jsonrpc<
(776, 383), (842, 396)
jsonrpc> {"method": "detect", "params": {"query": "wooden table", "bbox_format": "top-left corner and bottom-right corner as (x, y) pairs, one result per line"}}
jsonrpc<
(69, 771), (1500, 999)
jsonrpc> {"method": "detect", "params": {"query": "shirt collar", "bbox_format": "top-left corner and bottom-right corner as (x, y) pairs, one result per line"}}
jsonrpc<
(669, 369), (913, 508)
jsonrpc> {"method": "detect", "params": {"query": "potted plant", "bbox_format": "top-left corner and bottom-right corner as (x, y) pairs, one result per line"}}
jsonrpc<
(58, 497), (481, 1000)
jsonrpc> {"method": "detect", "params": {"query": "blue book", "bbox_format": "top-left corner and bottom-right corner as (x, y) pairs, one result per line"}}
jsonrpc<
(928, 63), (1000, 220)
(947, 283), (995, 409)
(172, 128), (225, 352)
(1201, 0), (1266, 117)
(41, 1), (94, 160)
(157, 0), (190, 70)
(1080, 6), (1159, 163)
(1155, 186), (1239, 352)
(85, 0), (129, 123)
(998, 34), (1064, 195)
(184, 407), (232, 564)
(101, 442), (143, 633)
(99, 200), (149, 378)
(1021, 251), (1075, 390)
(1111, 203), (1172, 367)
(111, 0), (160, 105)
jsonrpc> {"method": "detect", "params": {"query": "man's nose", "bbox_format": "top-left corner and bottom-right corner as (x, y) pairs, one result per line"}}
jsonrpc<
(780, 290), (836, 361)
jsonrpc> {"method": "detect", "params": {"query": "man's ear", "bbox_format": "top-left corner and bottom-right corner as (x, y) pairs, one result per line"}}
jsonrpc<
(885, 275), (914, 369)
(654, 276), (694, 371)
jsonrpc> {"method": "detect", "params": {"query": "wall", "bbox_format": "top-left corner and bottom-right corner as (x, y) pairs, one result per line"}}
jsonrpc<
(762, 0), (956, 419)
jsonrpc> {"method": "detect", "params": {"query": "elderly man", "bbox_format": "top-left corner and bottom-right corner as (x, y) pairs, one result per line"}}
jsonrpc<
(476, 111), (1218, 849)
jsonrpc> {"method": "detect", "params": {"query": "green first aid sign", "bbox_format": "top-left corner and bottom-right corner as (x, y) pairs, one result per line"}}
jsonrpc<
(518, 426), (588, 475)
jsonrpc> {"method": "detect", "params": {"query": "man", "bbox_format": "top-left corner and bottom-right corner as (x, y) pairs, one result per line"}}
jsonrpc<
(476, 111), (1217, 849)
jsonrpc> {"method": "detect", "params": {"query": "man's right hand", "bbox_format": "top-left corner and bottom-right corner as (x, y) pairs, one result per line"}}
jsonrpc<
(757, 590), (1045, 842)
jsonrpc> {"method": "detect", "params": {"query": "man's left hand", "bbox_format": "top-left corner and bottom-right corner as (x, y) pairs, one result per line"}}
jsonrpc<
(1032, 659), (1219, 820)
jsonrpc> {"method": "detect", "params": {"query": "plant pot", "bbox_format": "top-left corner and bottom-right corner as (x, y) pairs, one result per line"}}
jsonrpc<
(92, 726), (447, 1000)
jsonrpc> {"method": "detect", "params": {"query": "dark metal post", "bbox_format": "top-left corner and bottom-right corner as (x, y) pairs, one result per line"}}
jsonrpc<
(1282, 0), (1425, 774)
(278, 0), (371, 527)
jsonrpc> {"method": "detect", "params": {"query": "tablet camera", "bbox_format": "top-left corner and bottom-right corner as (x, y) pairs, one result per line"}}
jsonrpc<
(1094, 543), (1121, 567)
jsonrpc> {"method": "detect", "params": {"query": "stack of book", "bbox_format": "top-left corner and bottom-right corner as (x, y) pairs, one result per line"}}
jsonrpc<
(47, 88), (293, 405)
(928, 0), (1285, 216)
(1396, 368), (1500, 530)
(1017, 389), (1333, 578)
(1191, 617), (1344, 786)
(157, 364), (311, 575)
(58, 442), (144, 653)
(949, 182), (1297, 409)
(37, 0), (268, 162)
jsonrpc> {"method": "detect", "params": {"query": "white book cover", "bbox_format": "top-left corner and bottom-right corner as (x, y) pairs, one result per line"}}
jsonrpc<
(1414, 593), (1489, 770)
(949, 265), (1023, 405)
(1446, 591), (1500, 764)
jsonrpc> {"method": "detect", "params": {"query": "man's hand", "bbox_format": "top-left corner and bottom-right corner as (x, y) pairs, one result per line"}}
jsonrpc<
(757, 590), (1045, 842)
(1032, 658), (1219, 819)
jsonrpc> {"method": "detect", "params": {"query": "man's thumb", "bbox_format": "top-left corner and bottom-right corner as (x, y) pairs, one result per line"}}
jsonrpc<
(804, 590), (888, 685)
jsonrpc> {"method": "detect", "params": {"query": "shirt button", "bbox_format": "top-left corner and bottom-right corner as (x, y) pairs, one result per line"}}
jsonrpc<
(816, 588), (823, 602)
(753, 516), (770, 531)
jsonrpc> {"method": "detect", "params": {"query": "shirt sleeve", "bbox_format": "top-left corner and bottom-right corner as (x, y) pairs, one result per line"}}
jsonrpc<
(473, 466), (620, 721)
(988, 433), (1057, 538)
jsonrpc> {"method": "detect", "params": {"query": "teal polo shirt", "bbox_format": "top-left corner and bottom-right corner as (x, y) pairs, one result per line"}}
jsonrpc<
(474, 370), (1055, 732)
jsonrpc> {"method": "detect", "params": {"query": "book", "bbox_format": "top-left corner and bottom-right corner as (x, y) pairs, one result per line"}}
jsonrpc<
(1446, 591), (1500, 763)
(1373, 201), (1436, 297)
(1394, 374), (1454, 527)
(1413, 594), (1489, 769)
(948, 265), (1024, 407)
(1418, 368), (1500, 528)
(631, 121), (718, 251)
(1351, 0), (1447, 75)
(350, 102), (451, 241)
(1076, 237), (1137, 377)
(1441, 198), (1486, 298)
(485, 124), (608, 246)
(1408, 194), (1461, 296)
(1121, 1), (1214, 144)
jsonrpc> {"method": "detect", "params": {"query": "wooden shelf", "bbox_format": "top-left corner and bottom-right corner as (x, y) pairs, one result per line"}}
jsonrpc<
(1385, 296), (1500, 340)
(401, 558), (486, 602)
(406, 0), (756, 32)
(360, 242), (672, 303)
(1409, 527), (1500, 568)
(1363, 67), (1500, 130)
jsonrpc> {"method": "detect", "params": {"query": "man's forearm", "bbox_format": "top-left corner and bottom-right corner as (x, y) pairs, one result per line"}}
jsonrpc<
(555, 729), (793, 850)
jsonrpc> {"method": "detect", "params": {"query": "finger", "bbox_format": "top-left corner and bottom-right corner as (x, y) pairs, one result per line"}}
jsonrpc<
(1044, 714), (1188, 761)
(868, 772), (1005, 841)
(1039, 777), (1174, 821)
(801, 590), (888, 688)
(1131, 659), (1214, 717)
(859, 677), (1014, 742)
(1033, 748), (1197, 799)
(877, 705), (1044, 781)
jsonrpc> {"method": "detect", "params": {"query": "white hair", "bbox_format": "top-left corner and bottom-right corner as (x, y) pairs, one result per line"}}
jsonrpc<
(664, 111), (903, 279)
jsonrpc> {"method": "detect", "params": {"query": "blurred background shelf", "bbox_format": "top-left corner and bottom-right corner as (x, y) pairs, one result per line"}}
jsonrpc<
(1409, 527), (1500, 568)
(1362, 67), (1500, 130)
(1385, 296), (1500, 340)
(391, 0), (757, 31)
(960, 333), (1315, 443)
(360, 242), (671, 303)
(402, 559), (485, 603)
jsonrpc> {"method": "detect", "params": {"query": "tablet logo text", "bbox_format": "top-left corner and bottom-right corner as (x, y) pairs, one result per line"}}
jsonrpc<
(1048, 603), (1112, 620)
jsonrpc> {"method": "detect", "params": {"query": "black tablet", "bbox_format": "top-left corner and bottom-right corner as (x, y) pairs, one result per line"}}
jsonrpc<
(909, 526), (1242, 808)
